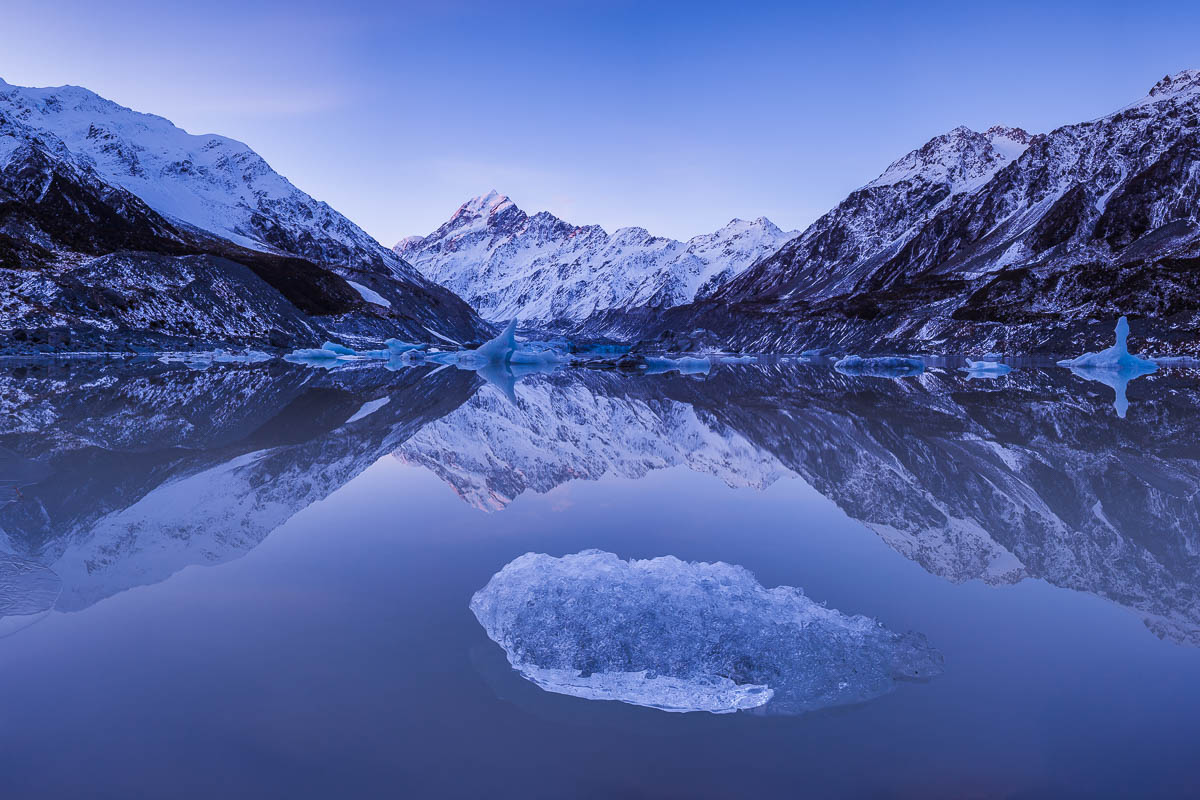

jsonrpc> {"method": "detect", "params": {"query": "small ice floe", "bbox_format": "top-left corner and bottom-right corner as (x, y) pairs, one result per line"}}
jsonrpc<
(642, 356), (712, 375)
(471, 550), (942, 715)
(834, 355), (925, 378)
(385, 339), (424, 355)
(285, 340), (418, 369)
(717, 354), (757, 365)
(1058, 317), (1158, 418)
(320, 341), (356, 356)
(960, 359), (1012, 378)
(159, 349), (272, 369)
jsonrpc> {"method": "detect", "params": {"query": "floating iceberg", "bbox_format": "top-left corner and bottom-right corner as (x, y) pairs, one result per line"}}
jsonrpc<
(1057, 317), (1158, 372)
(428, 320), (567, 371)
(285, 340), (397, 368)
(718, 355), (758, 365)
(320, 341), (357, 356)
(460, 319), (520, 366)
(385, 339), (424, 355)
(642, 356), (712, 375)
(471, 550), (942, 715)
(283, 348), (344, 368)
(1058, 317), (1158, 418)
(960, 359), (1012, 378)
(834, 355), (925, 378)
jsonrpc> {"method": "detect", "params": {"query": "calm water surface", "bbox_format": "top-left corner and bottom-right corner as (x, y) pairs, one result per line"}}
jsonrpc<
(1, 358), (1198, 798)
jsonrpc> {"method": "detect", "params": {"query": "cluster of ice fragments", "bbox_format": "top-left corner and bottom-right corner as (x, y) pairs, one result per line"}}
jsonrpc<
(158, 349), (272, 370)
(284, 339), (426, 369)
(834, 355), (925, 378)
(470, 550), (942, 715)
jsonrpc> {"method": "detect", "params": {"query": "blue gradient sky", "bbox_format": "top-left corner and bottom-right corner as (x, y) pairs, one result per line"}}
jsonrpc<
(4, 0), (1198, 243)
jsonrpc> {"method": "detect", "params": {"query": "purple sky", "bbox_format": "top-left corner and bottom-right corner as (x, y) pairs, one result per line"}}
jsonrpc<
(3, 0), (1198, 243)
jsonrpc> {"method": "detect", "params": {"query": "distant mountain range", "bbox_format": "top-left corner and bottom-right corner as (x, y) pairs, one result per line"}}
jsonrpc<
(0, 78), (489, 351)
(395, 190), (795, 326)
(400, 71), (1200, 354)
(3, 70), (1199, 354)
(653, 70), (1200, 354)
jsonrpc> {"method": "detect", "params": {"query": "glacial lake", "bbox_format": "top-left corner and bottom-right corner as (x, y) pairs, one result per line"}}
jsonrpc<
(2, 357), (1199, 798)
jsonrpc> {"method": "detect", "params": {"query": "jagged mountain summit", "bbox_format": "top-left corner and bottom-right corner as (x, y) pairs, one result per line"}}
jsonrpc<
(395, 190), (796, 326)
(658, 69), (1200, 354)
(0, 78), (488, 349)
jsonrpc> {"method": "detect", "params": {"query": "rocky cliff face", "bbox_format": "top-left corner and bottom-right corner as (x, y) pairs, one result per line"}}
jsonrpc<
(657, 71), (1200, 354)
(0, 79), (489, 350)
(395, 190), (795, 327)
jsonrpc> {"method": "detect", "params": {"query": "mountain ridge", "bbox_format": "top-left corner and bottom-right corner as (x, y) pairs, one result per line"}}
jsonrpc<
(395, 190), (797, 326)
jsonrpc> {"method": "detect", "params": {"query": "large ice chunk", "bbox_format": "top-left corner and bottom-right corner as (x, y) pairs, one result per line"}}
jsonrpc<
(1058, 316), (1158, 372)
(1058, 317), (1158, 417)
(461, 318), (519, 365)
(834, 355), (925, 378)
(470, 550), (942, 715)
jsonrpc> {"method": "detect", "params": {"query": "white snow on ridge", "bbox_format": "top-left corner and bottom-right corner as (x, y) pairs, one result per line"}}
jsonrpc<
(346, 280), (391, 307)
(867, 125), (1031, 193)
(395, 192), (797, 323)
(0, 77), (409, 276)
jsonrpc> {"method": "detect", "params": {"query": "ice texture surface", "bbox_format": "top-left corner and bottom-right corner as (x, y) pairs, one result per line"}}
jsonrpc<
(834, 355), (925, 377)
(470, 550), (943, 715)
(0, 554), (61, 636)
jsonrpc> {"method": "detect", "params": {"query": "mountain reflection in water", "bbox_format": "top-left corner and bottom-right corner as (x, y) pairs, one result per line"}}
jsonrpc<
(0, 357), (1198, 647)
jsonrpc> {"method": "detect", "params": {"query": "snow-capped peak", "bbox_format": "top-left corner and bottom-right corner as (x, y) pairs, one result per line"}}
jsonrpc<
(460, 189), (515, 218)
(867, 124), (1031, 193)
(1147, 69), (1200, 101)
(395, 193), (797, 323)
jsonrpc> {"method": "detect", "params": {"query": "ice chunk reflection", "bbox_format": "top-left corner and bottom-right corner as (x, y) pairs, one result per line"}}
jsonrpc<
(470, 550), (942, 715)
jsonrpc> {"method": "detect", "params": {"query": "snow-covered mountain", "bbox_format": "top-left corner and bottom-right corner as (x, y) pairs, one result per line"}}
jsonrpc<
(0, 78), (413, 279)
(0, 78), (489, 349)
(395, 190), (796, 325)
(647, 70), (1200, 354)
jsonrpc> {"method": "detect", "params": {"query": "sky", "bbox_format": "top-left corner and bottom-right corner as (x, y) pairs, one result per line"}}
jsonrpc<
(3, 0), (1199, 244)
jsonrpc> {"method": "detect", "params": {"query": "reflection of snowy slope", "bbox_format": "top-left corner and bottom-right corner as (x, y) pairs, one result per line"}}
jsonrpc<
(471, 550), (942, 714)
(396, 373), (788, 511)
(0, 362), (479, 612)
(669, 365), (1200, 644)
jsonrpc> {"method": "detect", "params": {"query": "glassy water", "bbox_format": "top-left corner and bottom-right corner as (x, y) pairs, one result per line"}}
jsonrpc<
(1, 358), (1199, 798)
